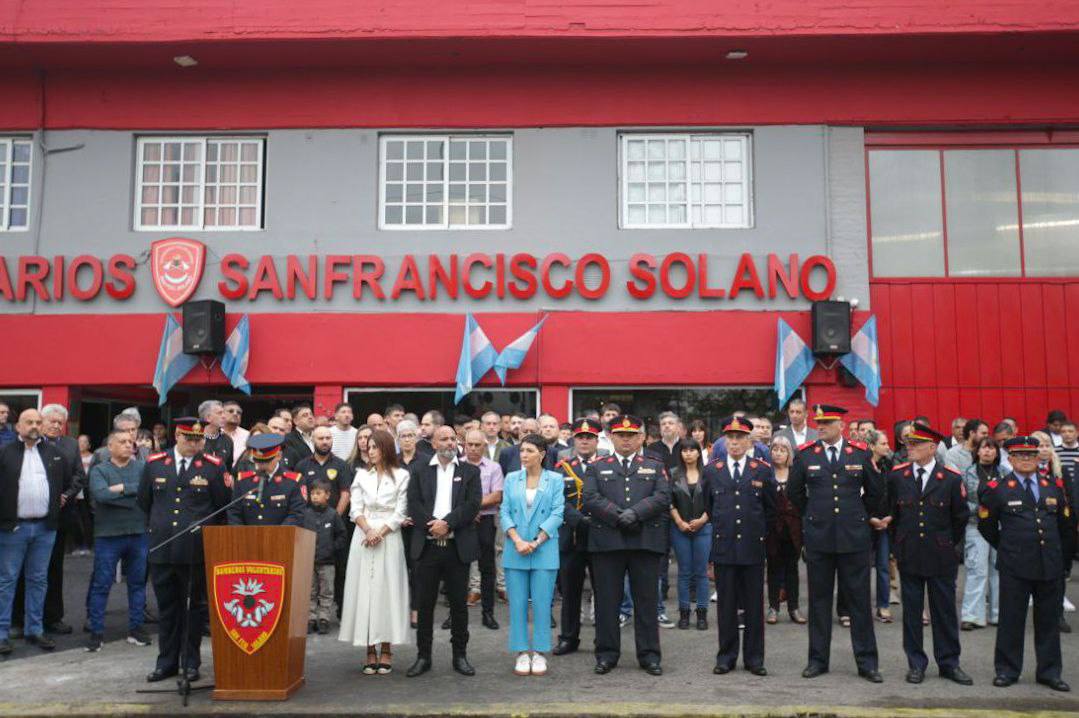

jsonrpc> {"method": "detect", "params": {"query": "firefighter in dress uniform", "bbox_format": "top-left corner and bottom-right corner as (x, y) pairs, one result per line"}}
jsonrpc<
(978, 436), (1072, 692)
(227, 434), (306, 527)
(137, 418), (229, 684)
(552, 418), (603, 656)
(879, 422), (972, 685)
(704, 416), (777, 676)
(788, 404), (885, 682)
(582, 415), (671, 676)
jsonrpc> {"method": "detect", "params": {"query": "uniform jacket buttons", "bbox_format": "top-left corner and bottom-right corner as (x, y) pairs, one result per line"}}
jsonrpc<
(834, 508), (840, 513)
(172, 521), (178, 527)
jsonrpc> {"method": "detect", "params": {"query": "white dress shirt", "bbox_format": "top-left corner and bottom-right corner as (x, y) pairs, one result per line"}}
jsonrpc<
(430, 454), (458, 537)
(913, 458), (936, 493)
(726, 455), (747, 479)
(791, 425), (808, 446)
(17, 440), (50, 519)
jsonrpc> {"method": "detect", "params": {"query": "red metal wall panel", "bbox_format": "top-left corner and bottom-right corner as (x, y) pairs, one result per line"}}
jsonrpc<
(872, 280), (1078, 435)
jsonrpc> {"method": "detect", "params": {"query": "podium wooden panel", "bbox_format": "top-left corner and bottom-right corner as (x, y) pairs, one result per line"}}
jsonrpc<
(203, 525), (314, 701)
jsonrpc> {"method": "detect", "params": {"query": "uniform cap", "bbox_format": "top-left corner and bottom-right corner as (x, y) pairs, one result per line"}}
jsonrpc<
(248, 433), (285, 461)
(608, 414), (644, 434)
(811, 404), (847, 423)
(173, 417), (204, 437)
(906, 422), (945, 444)
(1003, 436), (1039, 454)
(720, 416), (753, 435)
(571, 418), (601, 437)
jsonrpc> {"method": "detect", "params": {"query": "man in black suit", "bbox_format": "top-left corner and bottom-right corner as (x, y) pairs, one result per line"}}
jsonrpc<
(10, 403), (85, 638)
(283, 403), (316, 467)
(0, 409), (68, 655)
(498, 417), (539, 476)
(406, 425), (482, 678)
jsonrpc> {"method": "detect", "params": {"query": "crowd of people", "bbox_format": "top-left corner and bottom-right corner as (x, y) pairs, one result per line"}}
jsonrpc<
(0, 398), (1076, 692)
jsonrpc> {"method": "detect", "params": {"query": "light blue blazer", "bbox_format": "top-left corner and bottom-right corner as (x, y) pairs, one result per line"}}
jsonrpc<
(500, 469), (565, 571)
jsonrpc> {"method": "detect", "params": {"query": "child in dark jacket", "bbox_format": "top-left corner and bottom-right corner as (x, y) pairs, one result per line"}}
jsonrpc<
(303, 478), (347, 634)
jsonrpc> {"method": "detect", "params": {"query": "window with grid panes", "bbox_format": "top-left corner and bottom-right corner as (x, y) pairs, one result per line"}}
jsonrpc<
(621, 133), (751, 229)
(0, 138), (32, 231)
(135, 137), (264, 230)
(380, 135), (511, 229)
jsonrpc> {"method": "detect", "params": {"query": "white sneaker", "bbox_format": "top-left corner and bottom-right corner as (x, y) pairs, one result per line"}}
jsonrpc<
(1065, 596), (1076, 612)
(710, 591), (717, 603)
(514, 652), (531, 676)
(531, 652), (547, 676)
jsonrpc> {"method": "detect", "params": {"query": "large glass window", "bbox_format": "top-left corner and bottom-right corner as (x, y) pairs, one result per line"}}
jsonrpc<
(868, 140), (1079, 278)
(344, 388), (537, 422)
(620, 133), (752, 229)
(867, 151), (945, 277)
(0, 138), (32, 231)
(135, 137), (265, 231)
(379, 135), (512, 229)
(1019, 148), (1079, 276)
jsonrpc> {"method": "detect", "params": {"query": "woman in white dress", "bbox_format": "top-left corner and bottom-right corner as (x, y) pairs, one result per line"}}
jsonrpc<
(339, 429), (411, 674)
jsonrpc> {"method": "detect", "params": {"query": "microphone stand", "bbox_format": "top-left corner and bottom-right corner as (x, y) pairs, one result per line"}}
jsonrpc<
(137, 482), (260, 707)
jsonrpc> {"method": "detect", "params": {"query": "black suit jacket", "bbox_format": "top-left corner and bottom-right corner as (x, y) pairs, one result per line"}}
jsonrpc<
(44, 434), (87, 511)
(498, 444), (521, 477)
(406, 459), (482, 564)
(0, 439), (67, 531)
(283, 429), (314, 467)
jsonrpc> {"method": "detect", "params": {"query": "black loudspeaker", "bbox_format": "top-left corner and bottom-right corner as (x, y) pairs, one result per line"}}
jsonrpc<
(811, 300), (851, 355)
(182, 300), (226, 354)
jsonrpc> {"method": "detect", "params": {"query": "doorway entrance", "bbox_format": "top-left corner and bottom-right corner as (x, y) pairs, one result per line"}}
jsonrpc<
(344, 388), (539, 424)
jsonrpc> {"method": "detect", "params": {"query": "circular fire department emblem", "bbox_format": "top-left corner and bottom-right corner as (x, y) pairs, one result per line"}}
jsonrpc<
(212, 561), (286, 655)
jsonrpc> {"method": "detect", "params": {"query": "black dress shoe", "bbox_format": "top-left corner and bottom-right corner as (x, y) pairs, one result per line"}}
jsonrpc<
(441, 616), (452, 630)
(46, 621), (73, 635)
(481, 611), (499, 630)
(146, 668), (179, 683)
(993, 674), (1017, 687)
(183, 668), (201, 683)
(747, 665), (768, 676)
(713, 664), (732, 675)
(0, 639), (13, 655)
(941, 666), (973, 685)
(25, 634), (56, 651)
(642, 662), (662, 676)
(1037, 677), (1071, 692)
(594, 660), (615, 674)
(802, 664), (828, 679)
(452, 655), (475, 676)
(859, 668), (883, 683)
(308, 619), (317, 634)
(906, 668), (925, 684)
(406, 657), (432, 677)
(552, 640), (578, 656)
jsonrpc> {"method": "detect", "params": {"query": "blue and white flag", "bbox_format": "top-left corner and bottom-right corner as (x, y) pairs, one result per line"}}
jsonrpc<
(152, 314), (198, 406)
(774, 318), (815, 409)
(454, 314), (498, 404)
(493, 315), (547, 384)
(840, 315), (882, 407)
(221, 314), (252, 395)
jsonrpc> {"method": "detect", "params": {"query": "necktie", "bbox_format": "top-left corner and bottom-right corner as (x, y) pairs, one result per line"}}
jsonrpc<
(179, 458), (188, 475)
(732, 461), (742, 483)
(1024, 478), (1037, 504)
(828, 446), (838, 465)
(916, 468), (926, 493)
(622, 457), (631, 474)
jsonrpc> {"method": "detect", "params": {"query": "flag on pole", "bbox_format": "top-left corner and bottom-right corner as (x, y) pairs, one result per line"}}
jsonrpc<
(454, 314), (498, 404)
(774, 318), (815, 409)
(493, 315), (547, 384)
(840, 315), (882, 406)
(221, 314), (252, 395)
(152, 314), (198, 406)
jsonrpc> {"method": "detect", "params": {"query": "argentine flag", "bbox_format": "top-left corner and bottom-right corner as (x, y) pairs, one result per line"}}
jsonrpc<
(152, 314), (198, 406)
(222, 314), (252, 395)
(493, 316), (547, 384)
(840, 316), (882, 406)
(774, 318), (815, 409)
(454, 314), (497, 404)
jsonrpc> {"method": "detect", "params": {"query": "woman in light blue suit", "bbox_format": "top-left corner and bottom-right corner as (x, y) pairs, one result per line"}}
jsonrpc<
(501, 433), (565, 676)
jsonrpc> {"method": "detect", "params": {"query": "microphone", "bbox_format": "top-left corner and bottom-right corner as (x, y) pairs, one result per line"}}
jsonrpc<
(256, 473), (266, 504)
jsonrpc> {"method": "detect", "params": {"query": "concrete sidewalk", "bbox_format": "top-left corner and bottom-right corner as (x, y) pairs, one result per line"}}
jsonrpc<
(0, 555), (1077, 716)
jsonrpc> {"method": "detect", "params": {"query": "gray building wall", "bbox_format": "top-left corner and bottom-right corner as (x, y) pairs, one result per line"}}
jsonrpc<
(3, 125), (869, 314)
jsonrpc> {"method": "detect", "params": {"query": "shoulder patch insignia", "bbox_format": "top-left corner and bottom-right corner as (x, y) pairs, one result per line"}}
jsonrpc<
(987, 480), (999, 489)
(283, 471), (301, 481)
(148, 452), (167, 462)
(849, 440), (867, 451)
(1056, 478), (1065, 488)
(943, 465), (961, 475)
(202, 454), (222, 466)
(1007, 480), (1017, 488)
(892, 462), (912, 471)
(798, 441), (816, 451)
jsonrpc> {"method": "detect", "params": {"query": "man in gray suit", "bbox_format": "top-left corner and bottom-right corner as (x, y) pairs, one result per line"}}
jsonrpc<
(774, 398), (819, 449)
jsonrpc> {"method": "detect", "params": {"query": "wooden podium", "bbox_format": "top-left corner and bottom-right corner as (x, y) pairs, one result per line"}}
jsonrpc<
(202, 525), (315, 701)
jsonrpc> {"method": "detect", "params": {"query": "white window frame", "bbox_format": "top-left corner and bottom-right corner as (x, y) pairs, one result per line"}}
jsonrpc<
(0, 388), (43, 409)
(378, 134), (513, 231)
(619, 132), (753, 230)
(0, 137), (33, 232)
(134, 136), (265, 232)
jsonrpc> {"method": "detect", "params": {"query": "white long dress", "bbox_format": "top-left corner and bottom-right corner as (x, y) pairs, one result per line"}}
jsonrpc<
(338, 466), (412, 646)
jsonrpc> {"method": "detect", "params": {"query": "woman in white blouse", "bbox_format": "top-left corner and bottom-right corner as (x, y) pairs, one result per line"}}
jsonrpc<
(338, 429), (411, 674)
